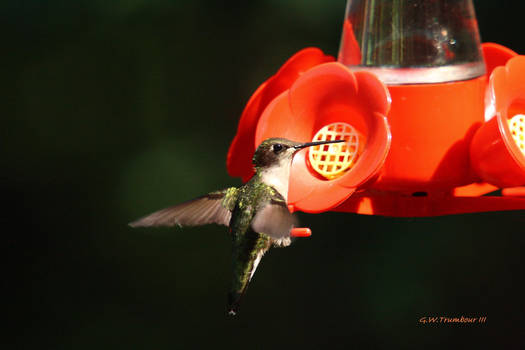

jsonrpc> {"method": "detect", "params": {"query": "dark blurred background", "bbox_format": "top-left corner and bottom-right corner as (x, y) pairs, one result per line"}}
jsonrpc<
(4, 1), (525, 349)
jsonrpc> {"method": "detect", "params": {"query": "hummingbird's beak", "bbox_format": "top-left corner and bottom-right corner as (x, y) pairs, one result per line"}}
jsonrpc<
(293, 139), (345, 150)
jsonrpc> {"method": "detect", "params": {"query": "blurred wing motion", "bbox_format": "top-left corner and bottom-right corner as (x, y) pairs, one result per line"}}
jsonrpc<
(251, 197), (297, 246)
(129, 188), (239, 228)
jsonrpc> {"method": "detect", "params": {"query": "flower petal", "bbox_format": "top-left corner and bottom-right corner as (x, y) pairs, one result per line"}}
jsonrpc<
(255, 92), (312, 145)
(482, 42), (517, 79)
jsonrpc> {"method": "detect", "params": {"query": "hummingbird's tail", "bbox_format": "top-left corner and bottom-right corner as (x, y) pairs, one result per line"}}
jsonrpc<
(227, 231), (271, 316)
(227, 290), (246, 316)
(226, 253), (263, 316)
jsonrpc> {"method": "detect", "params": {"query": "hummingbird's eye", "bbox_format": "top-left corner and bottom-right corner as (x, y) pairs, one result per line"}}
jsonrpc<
(272, 143), (284, 154)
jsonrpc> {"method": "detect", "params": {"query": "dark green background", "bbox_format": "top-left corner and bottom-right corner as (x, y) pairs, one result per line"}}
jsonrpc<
(5, 1), (525, 348)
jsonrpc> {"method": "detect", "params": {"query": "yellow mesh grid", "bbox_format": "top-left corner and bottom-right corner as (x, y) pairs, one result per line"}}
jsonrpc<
(308, 122), (364, 180)
(509, 114), (525, 156)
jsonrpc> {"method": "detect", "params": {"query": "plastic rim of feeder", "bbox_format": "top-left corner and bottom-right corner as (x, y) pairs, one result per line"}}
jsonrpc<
(308, 122), (363, 179)
(509, 114), (525, 156)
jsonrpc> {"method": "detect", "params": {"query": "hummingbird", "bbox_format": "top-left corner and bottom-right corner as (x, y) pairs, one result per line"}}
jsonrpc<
(129, 137), (344, 315)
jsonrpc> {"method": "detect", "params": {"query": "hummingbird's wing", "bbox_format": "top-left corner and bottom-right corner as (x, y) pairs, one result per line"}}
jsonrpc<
(251, 195), (297, 247)
(129, 188), (239, 228)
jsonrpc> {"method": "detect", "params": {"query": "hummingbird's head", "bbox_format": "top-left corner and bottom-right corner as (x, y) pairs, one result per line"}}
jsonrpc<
(252, 137), (345, 170)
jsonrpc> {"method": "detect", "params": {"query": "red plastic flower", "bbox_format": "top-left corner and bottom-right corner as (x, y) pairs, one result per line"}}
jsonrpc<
(470, 54), (525, 188)
(227, 48), (334, 182)
(253, 62), (391, 213)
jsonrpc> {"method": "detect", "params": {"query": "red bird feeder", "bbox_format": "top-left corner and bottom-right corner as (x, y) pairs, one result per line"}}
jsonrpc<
(227, 0), (525, 217)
